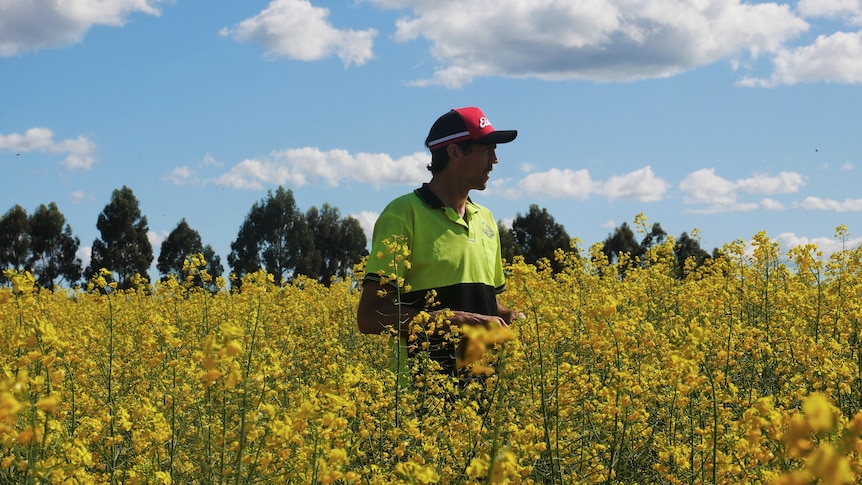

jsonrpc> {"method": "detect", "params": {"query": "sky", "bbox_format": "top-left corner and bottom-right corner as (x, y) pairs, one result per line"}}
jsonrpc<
(2, 0), (861, 280)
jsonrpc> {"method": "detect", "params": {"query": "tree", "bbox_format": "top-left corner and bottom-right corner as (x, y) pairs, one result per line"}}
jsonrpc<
(510, 205), (571, 272)
(306, 204), (367, 286)
(602, 222), (642, 265)
(158, 218), (224, 289)
(674, 232), (711, 278)
(228, 187), (317, 286)
(639, 222), (667, 252)
(0, 205), (31, 284)
(200, 245), (224, 288)
(604, 219), (712, 279)
(87, 186), (154, 289)
(28, 203), (82, 288)
(498, 221), (522, 263)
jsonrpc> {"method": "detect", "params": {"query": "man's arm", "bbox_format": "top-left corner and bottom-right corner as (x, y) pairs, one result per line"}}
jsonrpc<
(356, 280), (421, 335)
(357, 279), (508, 335)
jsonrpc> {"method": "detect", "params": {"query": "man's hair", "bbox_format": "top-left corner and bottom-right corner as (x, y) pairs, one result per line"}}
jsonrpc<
(427, 141), (474, 174)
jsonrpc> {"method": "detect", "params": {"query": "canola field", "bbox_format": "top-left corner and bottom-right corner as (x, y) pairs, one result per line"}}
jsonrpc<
(2, 226), (862, 484)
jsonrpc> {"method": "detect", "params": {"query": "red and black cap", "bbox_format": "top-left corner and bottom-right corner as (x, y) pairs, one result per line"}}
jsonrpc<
(425, 107), (518, 151)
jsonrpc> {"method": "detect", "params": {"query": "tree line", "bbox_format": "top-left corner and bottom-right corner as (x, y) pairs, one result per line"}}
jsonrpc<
(0, 186), (367, 290)
(1, 188), (715, 290)
(498, 205), (714, 278)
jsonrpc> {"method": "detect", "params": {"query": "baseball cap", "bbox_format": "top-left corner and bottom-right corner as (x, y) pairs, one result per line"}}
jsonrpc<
(425, 107), (518, 151)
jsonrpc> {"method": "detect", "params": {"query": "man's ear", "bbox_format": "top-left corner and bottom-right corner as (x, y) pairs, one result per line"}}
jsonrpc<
(446, 143), (461, 161)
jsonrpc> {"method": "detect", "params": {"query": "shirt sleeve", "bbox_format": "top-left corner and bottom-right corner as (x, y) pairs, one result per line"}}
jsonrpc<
(488, 210), (506, 294)
(364, 202), (413, 285)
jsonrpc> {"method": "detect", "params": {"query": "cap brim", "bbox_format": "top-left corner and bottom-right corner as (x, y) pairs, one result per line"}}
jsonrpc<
(477, 130), (518, 145)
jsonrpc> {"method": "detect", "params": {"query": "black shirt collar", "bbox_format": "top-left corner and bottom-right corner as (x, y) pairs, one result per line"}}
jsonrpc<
(414, 183), (472, 209)
(414, 183), (443, 209)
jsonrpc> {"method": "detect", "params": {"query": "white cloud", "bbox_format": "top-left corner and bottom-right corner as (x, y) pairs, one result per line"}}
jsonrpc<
(739, 31), (862, 86)
(759, 198), (785, 210)
(214, 147), (428, 190)
(679, 168), (738, 206)
(679, 168), (806, 212)
(0, 127), (97, 170)
(735, 171), (806, 194)
(688, 201), (761, 214)
(512, 165), (668, 201)
(775, 232), (862, 258)
(221, 0), (376, 67)
(519, 168), (596, 199)
(200, 153), (223, 168)
(77, 246), (92, 273)
(0, 0), (164, 56)
(797, 0), (862, 24)
(488, 178), (523, 199)
(795, 196), (862, 211)
(163, 166), (196, 186)
(163, 153), (232, 186)
(148, 230), (168, 251)
(148, 230), (169, 266)
(841, 161), (854, 170)
(69, 190), (94, 204)
(351, 210), (379, 247)
(599, 166), (669, 202)
(372, 0), (808, 87)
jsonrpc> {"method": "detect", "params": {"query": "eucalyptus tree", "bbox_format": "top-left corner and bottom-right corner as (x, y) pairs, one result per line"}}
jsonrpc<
(229, 187), (317, 286)
(158, 218), (224, 290)
(28, 202), (82, 287)
(511, 204), (571, 272)
(306, 203), (367, 286)
(87, 186), (154, 289)
(0, 205), (30, 285)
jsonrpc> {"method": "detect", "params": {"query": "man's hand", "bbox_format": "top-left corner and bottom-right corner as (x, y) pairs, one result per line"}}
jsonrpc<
(497, 305), (525, 326)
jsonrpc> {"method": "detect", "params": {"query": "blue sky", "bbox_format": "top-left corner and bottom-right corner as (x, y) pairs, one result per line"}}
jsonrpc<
(2, 0), (861, 278)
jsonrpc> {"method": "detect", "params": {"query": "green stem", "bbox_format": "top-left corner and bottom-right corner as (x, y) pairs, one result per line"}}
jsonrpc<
(522, 279), (559, 483)
(235, 295), (264, 484)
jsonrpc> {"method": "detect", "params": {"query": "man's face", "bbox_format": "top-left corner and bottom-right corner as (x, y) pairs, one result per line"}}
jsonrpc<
(455, 143), (498, 191)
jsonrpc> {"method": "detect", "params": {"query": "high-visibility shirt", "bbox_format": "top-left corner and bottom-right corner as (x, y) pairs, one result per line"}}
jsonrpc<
(364, 183), (506, 317)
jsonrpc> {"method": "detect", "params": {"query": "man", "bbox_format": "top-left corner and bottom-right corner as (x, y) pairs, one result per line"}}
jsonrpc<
(357, 106), (520, 379)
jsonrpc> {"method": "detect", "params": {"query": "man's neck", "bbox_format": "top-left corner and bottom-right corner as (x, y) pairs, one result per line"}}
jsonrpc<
(426, 177), (469, 217)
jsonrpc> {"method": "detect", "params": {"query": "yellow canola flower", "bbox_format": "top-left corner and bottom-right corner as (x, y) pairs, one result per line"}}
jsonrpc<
(16, 427), (36, 444)
(466, 454), (489, 480)
(395, 461), (440, 484)
(224, 339), (242, 357)
(154, 471), (172, 485)
(10, 271), (35, 295)
(201, 356), (218, 371)
(0, 391), (23, 422)
(491, 450), (518, 484)
(805, 443), (855, 485)
(220, 321), (244, 341)
(457, 319), (515, 369)
(224, 368), (242, 389)
(35, 394), (61, 414)
(803, 392), (835, 433)
(4, 222), (862, 484)
(201, 369), (223, 385)
(328, 447), (348, 466)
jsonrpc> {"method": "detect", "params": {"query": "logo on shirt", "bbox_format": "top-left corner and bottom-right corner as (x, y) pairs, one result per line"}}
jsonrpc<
(481, 220), (495, 239)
